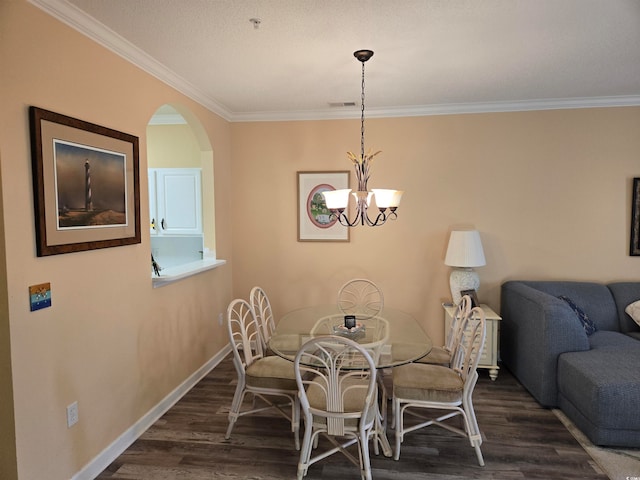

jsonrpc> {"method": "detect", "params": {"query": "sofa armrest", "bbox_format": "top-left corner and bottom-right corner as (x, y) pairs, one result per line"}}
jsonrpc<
(500, 281), (590, 406)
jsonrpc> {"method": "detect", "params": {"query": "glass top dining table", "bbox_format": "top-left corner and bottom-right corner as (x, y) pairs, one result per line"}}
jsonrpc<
(268, 305), (432, 369)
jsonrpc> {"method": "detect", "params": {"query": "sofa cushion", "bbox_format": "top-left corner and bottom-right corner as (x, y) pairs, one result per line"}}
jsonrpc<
(625, 300), (640, 327)
(558, 348), (640, 446)
(588, 330), (640, 349)
(521, 281), (619, 331)
(558, 295), (597, 336)
(627, 331), (640, 341)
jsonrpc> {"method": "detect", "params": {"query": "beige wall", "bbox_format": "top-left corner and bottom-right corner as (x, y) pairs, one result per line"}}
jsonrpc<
(230, 108), (640, 343)
(2, 1), (640, 479)
(147, 123), (201, 168)
(1, 2), (233, 479)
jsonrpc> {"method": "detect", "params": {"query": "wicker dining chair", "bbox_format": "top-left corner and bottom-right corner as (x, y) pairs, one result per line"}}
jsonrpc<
(294, 336), (380, 480)
(337, 278), (384, 319)
(392, 306), (487, 466)
(225, 298), (300, 449)
(415, 294), (473, 366)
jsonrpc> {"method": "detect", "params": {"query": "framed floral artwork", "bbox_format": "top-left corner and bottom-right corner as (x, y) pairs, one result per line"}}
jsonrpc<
(297, 171), (350, 242)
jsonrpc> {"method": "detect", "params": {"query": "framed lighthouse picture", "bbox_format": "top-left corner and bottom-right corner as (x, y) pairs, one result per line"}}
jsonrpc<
(29, 107), (141, 256)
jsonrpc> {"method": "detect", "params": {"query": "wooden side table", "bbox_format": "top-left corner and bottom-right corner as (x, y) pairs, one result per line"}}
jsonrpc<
(442, 303), (501, 381)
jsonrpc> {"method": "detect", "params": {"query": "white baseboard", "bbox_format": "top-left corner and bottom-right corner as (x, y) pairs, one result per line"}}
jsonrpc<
(71, 345), (232, 480)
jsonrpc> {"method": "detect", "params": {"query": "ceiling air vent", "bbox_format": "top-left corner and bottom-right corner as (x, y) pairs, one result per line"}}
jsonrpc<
(328, 102), (357, 107)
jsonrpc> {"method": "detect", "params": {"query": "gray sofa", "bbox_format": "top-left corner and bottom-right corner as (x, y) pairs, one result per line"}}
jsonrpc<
(500, 280), (640, 447)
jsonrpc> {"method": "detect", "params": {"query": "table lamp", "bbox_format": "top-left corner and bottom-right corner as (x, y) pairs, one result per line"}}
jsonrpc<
(444, 230), (486, 305)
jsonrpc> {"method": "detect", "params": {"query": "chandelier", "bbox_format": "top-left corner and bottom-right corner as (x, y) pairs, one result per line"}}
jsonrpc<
(322, 50), (403, 227)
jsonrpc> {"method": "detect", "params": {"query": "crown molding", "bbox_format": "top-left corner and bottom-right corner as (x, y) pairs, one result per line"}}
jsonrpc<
(229, 95), (640, 122)
(30, 0), (640, 124)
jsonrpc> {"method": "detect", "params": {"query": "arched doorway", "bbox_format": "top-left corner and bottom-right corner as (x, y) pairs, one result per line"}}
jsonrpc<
(147, 104), (215, 271)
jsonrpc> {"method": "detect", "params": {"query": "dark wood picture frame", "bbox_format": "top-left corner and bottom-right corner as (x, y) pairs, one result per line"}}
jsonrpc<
(29, 106), (141, 256)
(460, 288), (479, 307)
(631, 178), (640, 256)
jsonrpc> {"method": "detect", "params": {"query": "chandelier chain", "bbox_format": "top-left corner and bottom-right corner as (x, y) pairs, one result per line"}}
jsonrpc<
(361, 60), (366, 160)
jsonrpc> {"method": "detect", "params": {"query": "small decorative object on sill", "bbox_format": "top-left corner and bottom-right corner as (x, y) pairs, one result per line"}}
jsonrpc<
(151, 253), (162, 276)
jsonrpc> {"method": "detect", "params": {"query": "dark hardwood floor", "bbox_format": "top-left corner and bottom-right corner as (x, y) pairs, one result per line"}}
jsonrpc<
(96, 355), (608, 479)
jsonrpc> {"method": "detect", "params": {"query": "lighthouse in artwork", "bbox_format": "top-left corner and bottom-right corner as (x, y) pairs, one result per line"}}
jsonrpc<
(84, 160), (93, 211)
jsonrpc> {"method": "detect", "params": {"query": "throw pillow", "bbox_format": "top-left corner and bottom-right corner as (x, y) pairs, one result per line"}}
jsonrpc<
(625, 300), (640, 327)
(558, 295), (598, 336)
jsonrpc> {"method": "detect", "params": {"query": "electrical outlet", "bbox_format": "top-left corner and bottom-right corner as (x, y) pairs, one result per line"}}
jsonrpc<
(66, 401), (78, 428)
(218, 312), (223, 326)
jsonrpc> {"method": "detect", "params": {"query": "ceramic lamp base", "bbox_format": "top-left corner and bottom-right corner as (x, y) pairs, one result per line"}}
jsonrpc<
(449, 268), (479, 305)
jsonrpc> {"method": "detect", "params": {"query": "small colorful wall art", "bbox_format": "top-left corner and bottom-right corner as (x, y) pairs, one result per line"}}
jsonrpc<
(29, 282), (51, 311)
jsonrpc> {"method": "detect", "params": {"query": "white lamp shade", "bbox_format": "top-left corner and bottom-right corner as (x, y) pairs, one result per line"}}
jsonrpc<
(444, 230), (486, 267)
(322, 189), (351, 209)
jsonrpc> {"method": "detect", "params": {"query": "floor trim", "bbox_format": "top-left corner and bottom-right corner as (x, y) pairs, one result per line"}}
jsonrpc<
(71, 345), (232, 480)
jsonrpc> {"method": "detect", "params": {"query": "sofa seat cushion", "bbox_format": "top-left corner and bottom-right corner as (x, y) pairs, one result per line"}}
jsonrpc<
(558, 348), (640, 433)
(588, 330), (640, 349)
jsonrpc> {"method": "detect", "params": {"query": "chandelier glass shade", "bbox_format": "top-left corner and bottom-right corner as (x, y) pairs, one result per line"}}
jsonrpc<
(321, 50), (403, 227)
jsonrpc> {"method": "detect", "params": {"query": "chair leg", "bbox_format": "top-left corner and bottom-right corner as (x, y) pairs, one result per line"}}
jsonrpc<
(474, 443), (485, 467)
(462, 396), (484, 466)
(390, 384), (397, 430)
(297, 416), (314, 479)
(292, 395), (301, 450)
(225, 381), (246, 439)
(377, 374), (388, 430)
(376, 377), (389, 456)
(372, 411), (380, 456)
(393, 398), (402, 461)
(359, 436), (372, 480)
(373, 412), (392, 457)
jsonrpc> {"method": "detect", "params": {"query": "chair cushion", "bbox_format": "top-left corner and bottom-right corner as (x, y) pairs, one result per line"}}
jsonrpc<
(246, 355), (297, 390)
(393, 363), (463, 403)
(414, 345), (451, 365)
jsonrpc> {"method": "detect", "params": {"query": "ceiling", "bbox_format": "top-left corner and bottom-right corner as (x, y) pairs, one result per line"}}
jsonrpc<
(34, 0), (640, 122)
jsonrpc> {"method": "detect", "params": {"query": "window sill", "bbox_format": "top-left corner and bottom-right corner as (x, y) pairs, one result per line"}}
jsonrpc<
(152, 257), (227, 288)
